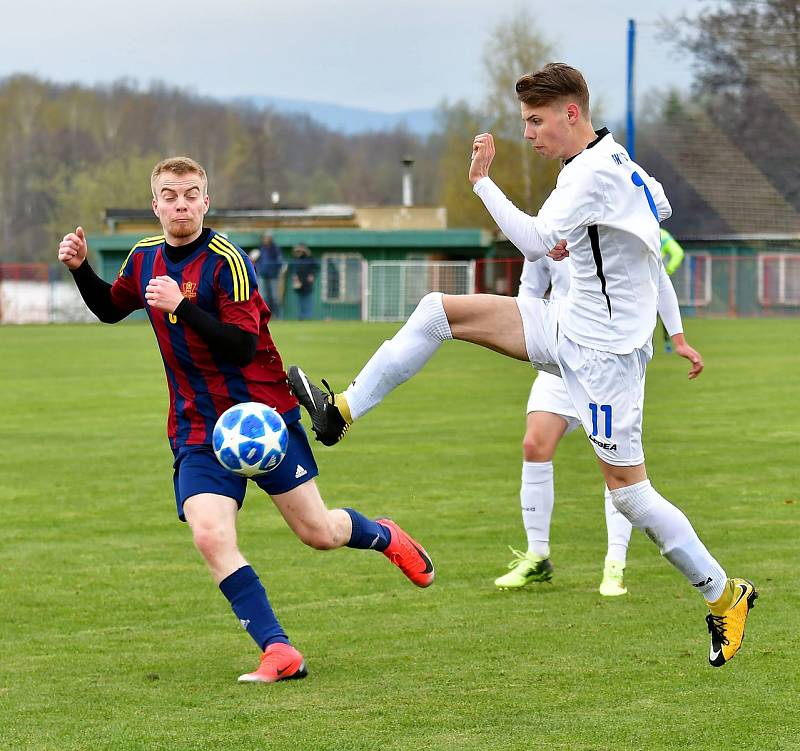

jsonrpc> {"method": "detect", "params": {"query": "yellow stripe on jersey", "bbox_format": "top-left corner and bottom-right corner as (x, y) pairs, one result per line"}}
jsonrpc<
(212, 246), (239, 301)
(117, 235), (165, 276)
(212, 234), (251, 296)
(208, 239), (243, 301)
(209, 236), (249, 301)
(138, 234), (166, 244)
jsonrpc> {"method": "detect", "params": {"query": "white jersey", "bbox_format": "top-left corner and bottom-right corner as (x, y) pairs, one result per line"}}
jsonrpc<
(519, 255), (571, 301)
(518, 254), (684, 357)
(475, 129), (671, 354)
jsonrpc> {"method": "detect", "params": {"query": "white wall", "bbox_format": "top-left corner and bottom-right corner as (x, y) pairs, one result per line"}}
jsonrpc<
(0, 281), (96, 323)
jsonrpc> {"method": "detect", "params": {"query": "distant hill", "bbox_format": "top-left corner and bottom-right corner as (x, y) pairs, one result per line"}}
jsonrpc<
(233, 96), (439, 136)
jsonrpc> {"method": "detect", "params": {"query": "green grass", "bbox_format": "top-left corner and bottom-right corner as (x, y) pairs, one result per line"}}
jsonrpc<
(1, 318), (798, 751)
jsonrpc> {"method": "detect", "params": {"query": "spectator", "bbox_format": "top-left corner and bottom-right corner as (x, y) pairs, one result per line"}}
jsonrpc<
(290, 245), (318, 320)
(253, 231), (285, 319)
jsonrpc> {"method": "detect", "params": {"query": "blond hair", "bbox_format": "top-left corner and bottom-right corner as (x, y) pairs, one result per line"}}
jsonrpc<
(150, 156), (208, 197)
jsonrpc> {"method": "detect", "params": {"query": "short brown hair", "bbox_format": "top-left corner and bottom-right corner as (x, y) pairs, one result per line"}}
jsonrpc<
(515, 63), (590, 114)
(150, 156), (208, 196)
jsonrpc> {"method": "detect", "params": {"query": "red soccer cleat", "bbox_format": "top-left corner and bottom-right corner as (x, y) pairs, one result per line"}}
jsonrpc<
(237, 642), (308, 684)
(377, 518), (435, 588)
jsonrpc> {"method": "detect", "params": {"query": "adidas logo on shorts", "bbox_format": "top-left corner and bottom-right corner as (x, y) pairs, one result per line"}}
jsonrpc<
(295, 465), (307, 479)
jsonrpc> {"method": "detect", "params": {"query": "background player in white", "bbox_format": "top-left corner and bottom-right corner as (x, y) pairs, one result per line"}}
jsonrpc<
(289, 63), (757, 667)
(495, 254), (704, 596)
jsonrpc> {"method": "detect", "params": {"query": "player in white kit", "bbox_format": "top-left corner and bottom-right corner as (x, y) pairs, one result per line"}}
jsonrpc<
(495, 254), (705, 596)
(289, 63), (757, 667)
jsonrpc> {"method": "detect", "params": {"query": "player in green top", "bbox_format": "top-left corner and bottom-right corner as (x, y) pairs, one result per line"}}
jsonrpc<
(660, 228), (685, 352)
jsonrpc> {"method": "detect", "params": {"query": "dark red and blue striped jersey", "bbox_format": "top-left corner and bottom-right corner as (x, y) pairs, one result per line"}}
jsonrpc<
(109, 229), (298, 451)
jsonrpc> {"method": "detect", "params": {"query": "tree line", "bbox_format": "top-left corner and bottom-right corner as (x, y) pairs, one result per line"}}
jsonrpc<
(0, 76), (449, 262)
(0, 7), (567, 263)
(1, 0), (796, 262)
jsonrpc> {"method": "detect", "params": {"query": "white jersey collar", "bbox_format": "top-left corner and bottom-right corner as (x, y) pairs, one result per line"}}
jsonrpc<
(563, 127), (611, 166)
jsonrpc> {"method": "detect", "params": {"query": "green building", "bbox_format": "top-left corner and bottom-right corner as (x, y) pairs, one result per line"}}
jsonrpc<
(88, 223), (494, 321)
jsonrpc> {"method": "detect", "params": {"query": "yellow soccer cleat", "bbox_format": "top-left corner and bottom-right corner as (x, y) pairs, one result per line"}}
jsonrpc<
(706, 578), (758, 667)
(494, 547), (553, 590)
(598, 558), (628, 597)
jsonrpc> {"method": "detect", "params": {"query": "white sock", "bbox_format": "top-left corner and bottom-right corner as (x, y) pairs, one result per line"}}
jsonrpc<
(609, 480), (727, 602)
(604, 485), (632, 566)
(521, 461), (553, 559)
(344, 292), (452, 421)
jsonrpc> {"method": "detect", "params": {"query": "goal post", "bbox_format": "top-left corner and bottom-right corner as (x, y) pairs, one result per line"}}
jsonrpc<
(364, 260), (476, 322)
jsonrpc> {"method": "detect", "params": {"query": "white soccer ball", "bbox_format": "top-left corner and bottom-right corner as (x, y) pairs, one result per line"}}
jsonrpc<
(212, 402), (288, 477)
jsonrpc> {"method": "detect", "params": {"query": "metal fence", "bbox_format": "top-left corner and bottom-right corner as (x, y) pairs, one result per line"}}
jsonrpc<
(365, 261), (475, 321)
(475, 253), (800, 318)
(3, 254), (799, 324)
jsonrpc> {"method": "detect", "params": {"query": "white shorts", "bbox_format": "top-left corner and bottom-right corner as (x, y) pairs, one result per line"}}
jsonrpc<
(526, 371), (581, 435)
(515, 296), (649, 466)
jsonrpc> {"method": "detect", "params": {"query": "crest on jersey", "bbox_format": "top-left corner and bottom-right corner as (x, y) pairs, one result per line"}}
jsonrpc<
(182, 281), (198, 300)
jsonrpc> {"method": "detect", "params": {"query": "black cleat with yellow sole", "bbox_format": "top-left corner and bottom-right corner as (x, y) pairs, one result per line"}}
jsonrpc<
(287, 365), (349, 446)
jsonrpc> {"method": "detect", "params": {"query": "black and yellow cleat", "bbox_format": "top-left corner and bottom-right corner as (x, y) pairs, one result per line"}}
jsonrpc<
(706, 577), (758, 667)
(287, 365), (350, 446)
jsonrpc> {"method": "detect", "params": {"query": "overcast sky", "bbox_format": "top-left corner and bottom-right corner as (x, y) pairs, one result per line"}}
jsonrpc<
(3, 0), (695, 122)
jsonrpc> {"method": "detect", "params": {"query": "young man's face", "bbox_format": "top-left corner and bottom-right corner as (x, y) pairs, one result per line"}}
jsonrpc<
(152, 170), (209, 243)
(520, 100), (575, 160)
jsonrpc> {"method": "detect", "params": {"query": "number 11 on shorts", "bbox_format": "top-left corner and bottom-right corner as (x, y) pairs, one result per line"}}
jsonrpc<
(589, 403), (613, 439)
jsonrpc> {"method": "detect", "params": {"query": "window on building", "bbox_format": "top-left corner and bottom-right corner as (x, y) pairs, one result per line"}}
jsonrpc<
(321, 253), (363, 304)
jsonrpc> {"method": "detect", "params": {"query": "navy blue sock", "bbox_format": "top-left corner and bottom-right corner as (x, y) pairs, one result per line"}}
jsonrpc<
(218, 565), (289, 650)
(343, 508), (390, 551)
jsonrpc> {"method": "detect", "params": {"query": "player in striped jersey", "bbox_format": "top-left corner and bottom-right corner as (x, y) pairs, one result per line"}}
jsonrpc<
(58, 156), (434, 685)
(290, 64), (756, 666)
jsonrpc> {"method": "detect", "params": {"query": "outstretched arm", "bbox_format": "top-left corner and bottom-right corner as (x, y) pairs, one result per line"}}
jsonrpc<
(657, 265), (703, 379)
(58, 227), (129, 324)
(470, 133), (590, 262)
(469, 133), (551, 261)
(472, 178), (554, 261)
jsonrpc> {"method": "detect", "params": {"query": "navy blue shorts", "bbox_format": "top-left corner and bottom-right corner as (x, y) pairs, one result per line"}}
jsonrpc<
(172, 418), (319, 521)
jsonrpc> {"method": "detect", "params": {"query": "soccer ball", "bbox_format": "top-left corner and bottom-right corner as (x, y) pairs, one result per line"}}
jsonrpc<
(212, 402), (288, 477)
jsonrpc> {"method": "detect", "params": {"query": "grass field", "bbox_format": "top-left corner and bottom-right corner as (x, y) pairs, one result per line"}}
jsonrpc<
(1, 318), (799, 751)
